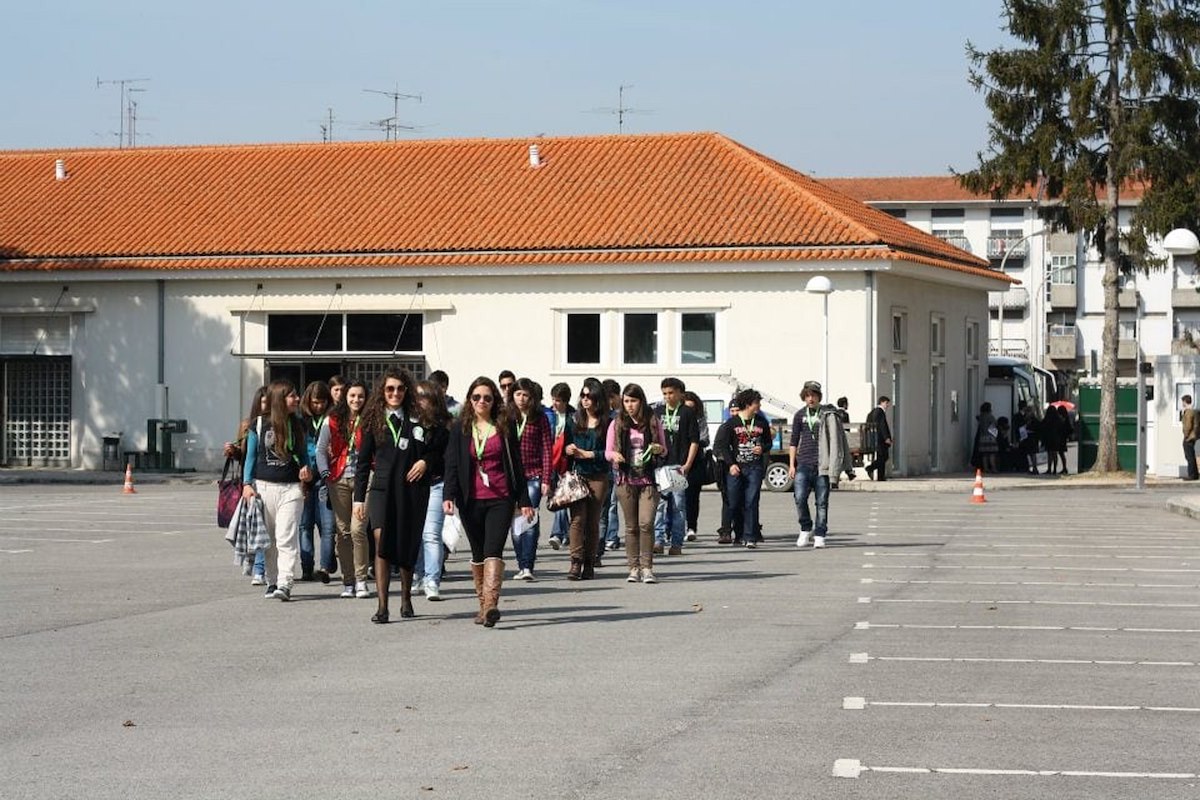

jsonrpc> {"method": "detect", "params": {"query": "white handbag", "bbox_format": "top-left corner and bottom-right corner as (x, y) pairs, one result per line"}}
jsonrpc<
(654, 465), (688, 493)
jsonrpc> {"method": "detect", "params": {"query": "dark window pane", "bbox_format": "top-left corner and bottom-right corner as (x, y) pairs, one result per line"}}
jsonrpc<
(624, 313), (657, 364)
(681, 313), (716, 364)
(346, 314), (422, 352)
(267, 314), (341, 352)
(566, 313), (600, 364)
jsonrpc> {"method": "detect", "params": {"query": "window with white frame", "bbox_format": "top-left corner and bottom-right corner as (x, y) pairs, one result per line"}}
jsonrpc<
(1118, 318), (1137, 340)
(266, 313), (422, 353)
(680, 312), (716, 364)
(1050, 254), (1077, 284)
(892, 310), (907, 353)
(565, 312), (602, 365)
(930, 314), (946, 357)
(622, 312), (659, 365)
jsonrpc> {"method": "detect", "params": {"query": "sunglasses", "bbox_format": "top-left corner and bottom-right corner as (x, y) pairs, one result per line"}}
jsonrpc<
(384, 385), (405, 394)
(580, 392), (592, 398)
(471, 393), (495, 404)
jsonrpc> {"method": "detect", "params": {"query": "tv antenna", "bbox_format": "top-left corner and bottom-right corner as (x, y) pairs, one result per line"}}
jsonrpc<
(587, 84), (651, 133)
(363, 86), (422, 141)
(96, 77), (150, 148)
(315, 107), (336, 142)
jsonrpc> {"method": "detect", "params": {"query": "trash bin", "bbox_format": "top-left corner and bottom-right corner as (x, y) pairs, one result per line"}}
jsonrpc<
(102, 433), (123, 471)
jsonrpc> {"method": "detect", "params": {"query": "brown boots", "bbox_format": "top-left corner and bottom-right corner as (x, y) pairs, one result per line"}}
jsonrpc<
(471, 561), (485, 625)
(482, 557), (504, 627)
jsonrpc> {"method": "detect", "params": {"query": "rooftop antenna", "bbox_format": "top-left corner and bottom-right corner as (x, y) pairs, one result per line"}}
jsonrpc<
(96, 77), (149, 148)
(587, 84), (651, 133)
(363, 85), (421, 141)
(318, 107), (335, 142)
(126, 87), (148, 147)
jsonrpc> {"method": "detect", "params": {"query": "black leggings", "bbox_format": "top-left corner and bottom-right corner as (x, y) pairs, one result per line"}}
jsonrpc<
(463, 498), (514, 561)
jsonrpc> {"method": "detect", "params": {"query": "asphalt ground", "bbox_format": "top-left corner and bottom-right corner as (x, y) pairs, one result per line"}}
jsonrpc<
(2, 484), (1199, 799)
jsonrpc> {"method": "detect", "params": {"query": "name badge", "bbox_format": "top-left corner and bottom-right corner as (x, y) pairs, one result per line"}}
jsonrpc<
(398, 437), (410, 450)
(412, 425), (425, 443)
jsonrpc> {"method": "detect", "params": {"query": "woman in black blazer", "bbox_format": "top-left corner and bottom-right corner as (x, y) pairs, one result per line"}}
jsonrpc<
(442, 376), (534, 628)
(353, 368), (433, 624)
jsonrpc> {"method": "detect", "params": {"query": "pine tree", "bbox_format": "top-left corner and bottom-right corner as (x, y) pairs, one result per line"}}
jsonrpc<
(960, 0), (1200, 473)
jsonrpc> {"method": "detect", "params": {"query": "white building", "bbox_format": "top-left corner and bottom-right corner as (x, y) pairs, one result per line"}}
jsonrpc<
(825, 176), (1200, 476)
(0, 133), (1008, 475)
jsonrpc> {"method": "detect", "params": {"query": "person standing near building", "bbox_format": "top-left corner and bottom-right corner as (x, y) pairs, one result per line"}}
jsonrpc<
(510, 377), (553, 581)
(865, 396), (892, 481)
(544, 382), (574, 550)
(681, 391), (710, 541)
(564, 378), (610, 580)
(788, 381), (850, 548)
(652, 377), (700, 556)
(412, 380), (451, 600)
(834, 396), (855, 483)
(497, 370), (516, 407)
(1183, 395), (1199, 480)
(319, 379), (371, 599)
(607, 383), (667, 582)
(713, 389), (772, 548)
(298, 381), (336, 584)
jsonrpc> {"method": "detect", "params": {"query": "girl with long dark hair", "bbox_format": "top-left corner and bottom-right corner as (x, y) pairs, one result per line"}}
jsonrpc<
(299, 380), (336, 583)
(241, 380), (312, 601)
(606, 383), (666, 583)
(318, 379), (371, 598)
(412, 379), (452, 601)
(442, 376), (534, 628)
(353, 368), (432, 624)
(563, 377), (611, 580)
(510, 377), (553, 581)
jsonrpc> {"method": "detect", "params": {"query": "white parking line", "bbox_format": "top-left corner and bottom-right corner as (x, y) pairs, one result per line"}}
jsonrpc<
(859, 597), (1200, 609)
(842, 696), (1200, 712)
(848, 652), (1200, 667)
(862, 551), (1188, 561)
(0, 549), (32, 554)
(855, 621), (1200, 634)
(833, 759), (1198, 780)
(861, 577), (1200, 589)
(865, 531), (1196, 541)
(0, 536), (113, 544)
(931, 542), (1200, 552)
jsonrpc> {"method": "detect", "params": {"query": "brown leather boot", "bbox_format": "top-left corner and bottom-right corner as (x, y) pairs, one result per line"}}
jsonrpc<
(567, 558), (582, 581)
(482, 558), (504, 627)
(471, 561), (485, 625)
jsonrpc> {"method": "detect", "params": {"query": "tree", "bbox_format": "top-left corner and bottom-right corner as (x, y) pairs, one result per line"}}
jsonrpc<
(960, 0), (1200, 473)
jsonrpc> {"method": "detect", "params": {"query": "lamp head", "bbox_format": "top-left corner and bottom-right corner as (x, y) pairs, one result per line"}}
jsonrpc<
(1164, 228), (1200, 257)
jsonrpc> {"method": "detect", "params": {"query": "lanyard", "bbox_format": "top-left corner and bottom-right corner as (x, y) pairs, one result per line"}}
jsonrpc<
(311, 414), (326, 436)
(555, 414), (565, 437)
(739, 415), (755, 432)
(473, 422), (493, 461)
(517, 413), (528, 440)
(663, 405), (679, 432)
(805, 409), (819, 433)
(385, 414), (403, 447)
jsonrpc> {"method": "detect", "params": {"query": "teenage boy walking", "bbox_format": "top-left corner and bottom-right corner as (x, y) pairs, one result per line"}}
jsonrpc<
(788, 381), (851, 548)
(713, 389), (772, 548)
(652, 378), (700, 555)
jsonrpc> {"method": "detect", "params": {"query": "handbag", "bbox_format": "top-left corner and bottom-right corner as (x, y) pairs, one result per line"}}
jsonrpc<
(547, 471), (591, 510)
(699, 450), (718, 486)
(442, 506), (468, 553)
(216, 457), (242, 528)
(654, 464), (688, 493)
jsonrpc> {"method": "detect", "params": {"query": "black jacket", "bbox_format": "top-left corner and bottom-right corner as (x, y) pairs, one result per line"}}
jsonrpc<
(443, 423), (534, 509)
(867, 405), (892, 446)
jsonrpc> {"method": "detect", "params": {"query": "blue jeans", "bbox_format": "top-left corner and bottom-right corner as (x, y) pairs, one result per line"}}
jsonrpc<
(726, 463), (763, 543)
(792, 465), (829, 537)
(299, 481), (336, 573)
(551, 507), (570, 539)
(654, 486), (687, 548)
(252, 549), (265, 577)
(598, 473), (621, 552)
(511, 479), (542, 570)
(416, 481), (445, 587)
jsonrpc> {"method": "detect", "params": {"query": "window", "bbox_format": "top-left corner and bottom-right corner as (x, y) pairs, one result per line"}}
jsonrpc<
(623, 313), (658, 365)
(989, 207), (1024, 220)
(931, 208), (965, 219)
(882, 208), (906, 218)
(1050, 254), (1077, 284)
(932, 228), (971, 252)
(892, 311), (907, 352)
(965, 320), (980, 361)
(930, 314), (945, 357)
(1118, 319), (1137, 340)
(566, 313), (601, 365)
(267, 313), (423, 353)
(680, 312), (716, 364)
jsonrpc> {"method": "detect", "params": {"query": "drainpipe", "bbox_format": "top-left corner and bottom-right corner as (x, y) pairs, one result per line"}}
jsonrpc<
(157, 280), (168, 419)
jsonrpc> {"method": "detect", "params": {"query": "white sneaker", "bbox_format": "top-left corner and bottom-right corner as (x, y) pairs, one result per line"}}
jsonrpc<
(523, 569), (536, 582)
(340, 584), (355, 598)
(250, 573), (265, 586)
(548, 537), (562, 550)
(796, 532), (811, 548)
(355, 581), (370, 599)
(627, 568), (641, 583)
(425, 582), (442, 601)
(685, 529), (697, 542)
(641, 569), (658, 584)
(813, 536), (826, 548)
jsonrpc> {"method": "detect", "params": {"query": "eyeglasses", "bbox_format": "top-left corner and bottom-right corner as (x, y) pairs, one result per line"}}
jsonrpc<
(471, 393), (495, 404)
(499, 383), (514, 391)
(579, 392), (591, 398)
(384, 385), (405, 394)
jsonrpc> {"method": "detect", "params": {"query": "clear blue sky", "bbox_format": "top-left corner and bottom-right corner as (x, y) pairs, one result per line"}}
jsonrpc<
(3, 1), (1013, 176)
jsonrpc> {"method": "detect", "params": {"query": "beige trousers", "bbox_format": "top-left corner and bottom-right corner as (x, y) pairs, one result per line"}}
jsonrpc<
(329, 476), (371, 583)
(616, 483), (659, 569)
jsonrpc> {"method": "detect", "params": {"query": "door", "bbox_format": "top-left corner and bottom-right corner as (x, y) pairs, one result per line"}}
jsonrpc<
(929, 364), (943, 471)
(891, 361), (903, 475)
(3, 357), (72, 467)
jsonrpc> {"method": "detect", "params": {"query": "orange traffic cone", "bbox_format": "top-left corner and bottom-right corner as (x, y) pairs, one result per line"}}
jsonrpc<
(123, 463), (137, 495)
(970, 469), (986, 504)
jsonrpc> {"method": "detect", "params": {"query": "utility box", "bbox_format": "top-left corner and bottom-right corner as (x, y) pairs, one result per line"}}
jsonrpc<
(1077, 382), (1137, 472)
(146, 418), (189, 471)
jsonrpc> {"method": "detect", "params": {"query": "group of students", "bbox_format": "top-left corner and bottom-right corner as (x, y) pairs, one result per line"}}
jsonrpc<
(226, 368), (852, 627)
(973, 400), (1073, 475)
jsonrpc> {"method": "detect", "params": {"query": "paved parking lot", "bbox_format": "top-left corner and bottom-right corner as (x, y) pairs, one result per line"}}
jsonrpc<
(2, 483), (1198, 799)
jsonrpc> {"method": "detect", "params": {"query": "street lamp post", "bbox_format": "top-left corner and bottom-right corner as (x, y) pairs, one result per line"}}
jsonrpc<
(996, 229), (1048, 359)
(806, 275), (833, 391)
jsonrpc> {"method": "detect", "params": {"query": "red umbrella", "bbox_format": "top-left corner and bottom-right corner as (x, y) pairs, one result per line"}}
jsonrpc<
(1049, 400), (1076, 411)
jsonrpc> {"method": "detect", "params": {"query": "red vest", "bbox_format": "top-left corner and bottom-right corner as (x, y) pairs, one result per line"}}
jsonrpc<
(326, 414), (362, 481)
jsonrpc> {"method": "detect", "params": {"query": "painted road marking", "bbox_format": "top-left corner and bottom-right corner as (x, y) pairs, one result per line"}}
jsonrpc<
(848, 653), (1200, 668)
(859, 597), (1200, 609)
(861, 551), (1188, 561)
(0, 536), (114, 544)
(0, 549), (32, 554)
(861, 564), (1200, 574)
(861, 577), (1200, 589)
(842, 696), (1200, 712)
(832, 759), (1199, 780)
(855, 621), (1200, 634)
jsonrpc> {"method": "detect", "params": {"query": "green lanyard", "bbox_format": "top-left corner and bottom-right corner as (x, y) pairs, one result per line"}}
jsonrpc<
(664, 405), (679, 433)
(516, 413), (528, 440)
(805, 409), (819, 434)
(311, 414), (326, 437)
(385, 414), (403, 447)
(473, 422), (493, 461)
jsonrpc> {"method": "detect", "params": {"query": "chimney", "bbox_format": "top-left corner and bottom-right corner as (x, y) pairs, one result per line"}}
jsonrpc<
(528, 144), (541, 169)
(55, 159), (67, 181)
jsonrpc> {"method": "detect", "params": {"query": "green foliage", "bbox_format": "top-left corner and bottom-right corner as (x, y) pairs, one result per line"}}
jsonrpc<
(959, 0), (1200, 263)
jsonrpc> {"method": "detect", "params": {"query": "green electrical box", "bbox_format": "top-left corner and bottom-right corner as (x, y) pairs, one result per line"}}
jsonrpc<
(1077, 383), (1138, 472)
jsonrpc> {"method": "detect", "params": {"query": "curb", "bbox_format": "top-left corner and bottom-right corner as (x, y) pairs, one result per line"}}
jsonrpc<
(1166, 498), (1200, 521)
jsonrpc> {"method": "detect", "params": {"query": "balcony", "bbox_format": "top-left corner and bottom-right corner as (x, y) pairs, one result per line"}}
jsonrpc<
(988, 287), (1029, 310)
(933, 232), (972, 253)
(987, 234), (1028, 260)
(1049, 283), (1077, 308)
(1117, 287), (1138, 308)
(1047, 325), (1078, 360)
(1172, 287), (1200, 308)
(1117, 338), (1138, 360)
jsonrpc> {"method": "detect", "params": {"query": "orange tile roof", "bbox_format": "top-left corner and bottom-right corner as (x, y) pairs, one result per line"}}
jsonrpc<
(823, 175), (1146, 203)
(0, 133), (999, 279)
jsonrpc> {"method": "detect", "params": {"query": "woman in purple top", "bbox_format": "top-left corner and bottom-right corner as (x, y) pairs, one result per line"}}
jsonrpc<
(442, 376), (534, 628)
(606, 383), (667, 584)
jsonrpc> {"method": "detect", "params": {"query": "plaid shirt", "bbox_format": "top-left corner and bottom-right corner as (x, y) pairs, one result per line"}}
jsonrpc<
(516, 411), (553, 482)
(224, 494), (271, 570)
